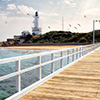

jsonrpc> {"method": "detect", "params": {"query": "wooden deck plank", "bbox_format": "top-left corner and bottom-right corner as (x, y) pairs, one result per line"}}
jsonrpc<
(19, 48), (100, 100)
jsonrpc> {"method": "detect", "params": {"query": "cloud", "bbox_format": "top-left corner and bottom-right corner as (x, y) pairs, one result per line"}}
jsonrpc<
(0, 15), (33, 41)
(0, 12), (7, 20)
(64, 0), (70, 5)
(84, 8), (100, 17)
(17, 5), (35, 15)
(0, 6), (2, 9)
(2, 0), (12, 2)
(7, 4), (17, 10)
(63, 0), (76, 7)
(49, 1), (54, 5)
(16, 11), (22, 15)
(57, 2), (60, 5)
(0, 13), (8, 23)
(39, 11), (59, 17)
(48, 13), (59, 16)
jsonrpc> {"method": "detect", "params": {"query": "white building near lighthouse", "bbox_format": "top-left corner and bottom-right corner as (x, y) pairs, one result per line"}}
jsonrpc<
(32, 11), (42, 35)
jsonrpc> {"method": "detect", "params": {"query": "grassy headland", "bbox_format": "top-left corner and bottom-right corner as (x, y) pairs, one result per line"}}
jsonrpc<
(19, 31), (100, 44)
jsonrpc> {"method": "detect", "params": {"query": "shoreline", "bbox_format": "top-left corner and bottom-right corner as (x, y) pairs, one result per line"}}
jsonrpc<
(0, 45), (80, 50)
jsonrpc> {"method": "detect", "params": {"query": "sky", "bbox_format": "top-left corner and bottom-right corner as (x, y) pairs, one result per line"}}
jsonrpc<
(0, 0), (100, 41)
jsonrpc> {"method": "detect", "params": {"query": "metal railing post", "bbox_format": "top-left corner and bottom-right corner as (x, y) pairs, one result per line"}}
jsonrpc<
(72, 49), (74, 61)
(82, 47), (84, 56)
(51, 53), (54, 73)
(2, 43), (100, 100)
(92, 45), (94, 50)
(90, 46), (91, 51)
(94, 44), (96, 49)
(76, 48), (78, 59)
(38, 56), (41, 80)
(16, 60), (21, 92)
(89, 46), (90, 52)
(67, 50), (70, 64)
(85, 47), (86, 54)
(60, 51), (63, 68)
(79, 47), (81, 57)
(93, 44), (95, 50)
(93, 20), (95, 45)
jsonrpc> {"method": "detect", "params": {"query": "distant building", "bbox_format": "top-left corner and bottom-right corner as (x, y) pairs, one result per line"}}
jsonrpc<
(14, 35), (21, 39)
(2, 41), (9, 46)
(7, 38), (25, 45)
(0, 42), (2, 46)
(18, 39), (25, 44)
(14, 11), (42, 40)
(21, 31), (30, 36)
(32, 11), (42, 35)
(7, 39), (15, 45)
(15, 39), (25, 44)
(14, 31), (30, 39)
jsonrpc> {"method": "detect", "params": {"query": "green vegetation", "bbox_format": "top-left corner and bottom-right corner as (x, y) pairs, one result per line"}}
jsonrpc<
(19, 31), (100, 44)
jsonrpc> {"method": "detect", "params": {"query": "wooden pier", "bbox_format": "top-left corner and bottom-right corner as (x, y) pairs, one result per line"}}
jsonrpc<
(19, 48), (100, 100)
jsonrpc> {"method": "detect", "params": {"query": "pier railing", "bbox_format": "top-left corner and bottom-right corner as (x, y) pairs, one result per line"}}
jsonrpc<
(0, 43), (100, 100)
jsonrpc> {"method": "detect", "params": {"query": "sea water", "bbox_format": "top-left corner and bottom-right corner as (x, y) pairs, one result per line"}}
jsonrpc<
(0, 49), (73, 100)
(0, 49), (52, 100)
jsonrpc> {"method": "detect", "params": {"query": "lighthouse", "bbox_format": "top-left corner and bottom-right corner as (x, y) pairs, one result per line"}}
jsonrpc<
(35, 12), (39, 28)
(32, 11), (42, 35)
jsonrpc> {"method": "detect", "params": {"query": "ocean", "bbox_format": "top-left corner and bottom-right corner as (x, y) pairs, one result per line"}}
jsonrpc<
(0, 49), (51, 100)
(0, 48), (72, 100)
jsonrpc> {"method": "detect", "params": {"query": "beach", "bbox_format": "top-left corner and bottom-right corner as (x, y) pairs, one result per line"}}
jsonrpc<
(0, 45), (80, 50)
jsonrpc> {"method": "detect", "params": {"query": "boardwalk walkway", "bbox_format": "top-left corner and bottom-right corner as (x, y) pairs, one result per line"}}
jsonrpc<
(19, 48), (100, 100)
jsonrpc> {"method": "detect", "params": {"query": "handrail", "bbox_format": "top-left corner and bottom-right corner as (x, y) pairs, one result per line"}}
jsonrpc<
(0, 43), (100, 100)
(0, 44), (94, 64)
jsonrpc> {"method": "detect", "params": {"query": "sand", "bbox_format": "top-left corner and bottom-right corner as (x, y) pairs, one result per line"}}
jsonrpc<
(0, 45), (80, 50)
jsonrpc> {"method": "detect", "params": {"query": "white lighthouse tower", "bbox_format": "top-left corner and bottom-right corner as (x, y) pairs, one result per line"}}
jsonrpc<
(32, 11), (42, 35)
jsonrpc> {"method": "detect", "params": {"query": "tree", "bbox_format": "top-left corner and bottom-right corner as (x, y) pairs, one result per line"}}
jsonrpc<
(25, 34), (32, 42)
(17, 30), (100, 44)
(32, 33), (36, 35)
(79, 37), (87, 43)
